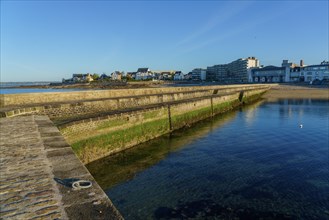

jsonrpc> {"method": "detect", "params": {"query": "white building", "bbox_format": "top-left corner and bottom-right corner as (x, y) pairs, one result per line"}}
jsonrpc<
(72, 73), (94, 83)
(250, 60), (306, 83)
(250, 59), (329, 83)
(207, 57), (260, 83)
(251, 66), (288, 83)
(191, 68), (206, 81)
(173, 71), (184, 80)
(300, 62), (329, 82)
(111, 71), (122, 80)
(289, 67), (301, 82)
(135, 68), (152, 80)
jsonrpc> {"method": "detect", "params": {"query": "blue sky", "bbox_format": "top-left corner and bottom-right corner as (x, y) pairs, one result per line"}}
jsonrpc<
(1, 0), (328, 82)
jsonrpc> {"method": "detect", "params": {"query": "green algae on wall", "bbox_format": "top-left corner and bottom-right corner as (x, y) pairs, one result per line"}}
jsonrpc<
(66, 89), (269, 164)
(71, 99), (240, 164)
(171, 106), (212, 130)
(213, 99), (240, 114)
(242, 91), (266, 104)
(72, 100), (236, 164)
(72, 117), (170, 164)
(60, 107), (168, 144)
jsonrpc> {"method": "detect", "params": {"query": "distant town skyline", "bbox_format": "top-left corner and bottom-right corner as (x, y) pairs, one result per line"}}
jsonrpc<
(1, 0), (328, 82)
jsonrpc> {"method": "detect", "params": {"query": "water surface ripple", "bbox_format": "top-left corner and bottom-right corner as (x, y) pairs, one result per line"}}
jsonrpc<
(87, 99), (329, 220)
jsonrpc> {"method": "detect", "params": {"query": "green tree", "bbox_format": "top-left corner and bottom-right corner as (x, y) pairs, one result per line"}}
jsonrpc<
(92, 73), (100, 80)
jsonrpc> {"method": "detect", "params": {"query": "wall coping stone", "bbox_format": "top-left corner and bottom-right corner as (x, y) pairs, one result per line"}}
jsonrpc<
(0, 84), (273, 108)
(0, 115), (123, 220)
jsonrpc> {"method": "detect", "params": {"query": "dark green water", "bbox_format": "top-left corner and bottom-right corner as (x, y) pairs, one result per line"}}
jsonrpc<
(87, 99), (329, 220)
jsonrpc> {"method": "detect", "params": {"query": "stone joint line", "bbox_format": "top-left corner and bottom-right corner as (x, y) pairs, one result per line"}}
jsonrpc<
(0, 115), (66, 220)
(0, 115), (122, 220)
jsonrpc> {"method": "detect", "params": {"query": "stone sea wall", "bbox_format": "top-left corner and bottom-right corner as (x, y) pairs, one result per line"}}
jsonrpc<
(0, 84), (270, 108)
(0, 85), (269, 164)
(61, 88), (267, 164)
(0, 85), (269, 123)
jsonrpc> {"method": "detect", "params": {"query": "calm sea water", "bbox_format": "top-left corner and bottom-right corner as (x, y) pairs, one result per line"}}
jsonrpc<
(87, 99), (329, 220)
(0, 82), (83, 94)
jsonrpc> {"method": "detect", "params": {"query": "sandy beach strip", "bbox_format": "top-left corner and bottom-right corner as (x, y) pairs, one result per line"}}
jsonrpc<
(263, 84), (329, 100)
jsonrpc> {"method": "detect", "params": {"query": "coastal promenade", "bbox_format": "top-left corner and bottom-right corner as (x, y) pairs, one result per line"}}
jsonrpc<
(0, 115), (122, 219)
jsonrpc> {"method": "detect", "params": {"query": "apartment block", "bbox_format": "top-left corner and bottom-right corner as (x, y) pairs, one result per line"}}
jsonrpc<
(191, 68), (207, 81)
(207, 57), (260, 83)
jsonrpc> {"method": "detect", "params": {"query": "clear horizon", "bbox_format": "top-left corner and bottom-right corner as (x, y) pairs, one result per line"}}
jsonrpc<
(1, 0), (328, 82)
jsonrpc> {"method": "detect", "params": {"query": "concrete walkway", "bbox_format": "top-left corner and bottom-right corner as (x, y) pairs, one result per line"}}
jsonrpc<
(0, 115), (122, 219)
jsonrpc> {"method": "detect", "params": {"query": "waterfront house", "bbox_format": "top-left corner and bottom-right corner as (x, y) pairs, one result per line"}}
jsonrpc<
(173, 71), (184, 80)
(136, 68), (153, 80)
(160, 72), (171, 80)
(126, 72), (136, 80)
(111, 71), (122, 81)
(85, 74), (94, 82)
(99, 73), (109, 80)
(72, 73), (94, 83)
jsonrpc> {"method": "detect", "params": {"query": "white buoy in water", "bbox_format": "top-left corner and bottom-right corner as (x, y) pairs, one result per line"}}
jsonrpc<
(300, 124), (303, 128)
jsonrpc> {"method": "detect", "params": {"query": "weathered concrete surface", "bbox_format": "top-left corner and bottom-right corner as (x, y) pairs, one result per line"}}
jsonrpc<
(0, 115), (122, 219)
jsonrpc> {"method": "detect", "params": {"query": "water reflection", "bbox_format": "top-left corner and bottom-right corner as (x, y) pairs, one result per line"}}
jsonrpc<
(270, 99), (329, 117)
(87, 99), (329, 219)
(244, 99), (265, 126)
(87, 109), (239, 189)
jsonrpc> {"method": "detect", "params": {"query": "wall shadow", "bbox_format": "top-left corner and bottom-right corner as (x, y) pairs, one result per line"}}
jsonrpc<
(86, 101), (263, 190)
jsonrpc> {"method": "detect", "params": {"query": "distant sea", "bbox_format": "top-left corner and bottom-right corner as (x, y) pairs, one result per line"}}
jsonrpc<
(0, 82), (83, 94)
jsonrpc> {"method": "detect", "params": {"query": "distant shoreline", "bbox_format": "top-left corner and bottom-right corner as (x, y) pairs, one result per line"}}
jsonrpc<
(1, 81), (165, 90)
(2, 82), (328, 100)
